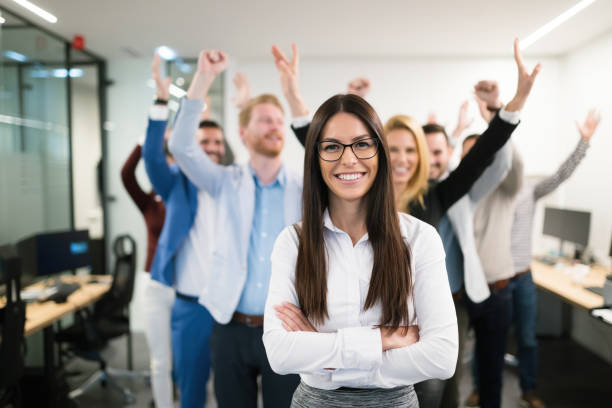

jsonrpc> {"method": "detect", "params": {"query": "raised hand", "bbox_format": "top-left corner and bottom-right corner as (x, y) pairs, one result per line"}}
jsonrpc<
(274, 302), (317, 332)
(271, 43), (309, 117)
(152, 53), (171, 101)
(451, 100), (474, 140)
(187, 49), (228, 100)
(232, 72), (251, 109)
(426, 112), (439, 125)
(474, 81), (501, 109)
(196, 50), (228, 76)
(505, 38), (542, 112)
(347, 77), (371, 98)
(381, 325), (420, 351)
(576, 108), (602, 141)
(475, 95), (494, 123)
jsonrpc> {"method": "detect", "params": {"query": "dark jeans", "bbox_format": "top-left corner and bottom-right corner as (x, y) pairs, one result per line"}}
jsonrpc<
(510, 270), (538, 393)
(439, 295), (470, 408)
(466, 285), (512, 408)
(210, 321), (300, 408)
(414, 379), (445, 408)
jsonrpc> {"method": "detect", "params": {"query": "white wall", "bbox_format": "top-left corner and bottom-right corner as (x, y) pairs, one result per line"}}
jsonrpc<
(71, 69), (103, 238)
(557, 31), (612, 266)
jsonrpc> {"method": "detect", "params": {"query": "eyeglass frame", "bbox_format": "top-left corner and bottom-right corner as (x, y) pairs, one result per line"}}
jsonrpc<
(316, 137), (380, 162)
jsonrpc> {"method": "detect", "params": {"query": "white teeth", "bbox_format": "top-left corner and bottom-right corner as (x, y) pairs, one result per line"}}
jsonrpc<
(337, 173), (363, 181)
(394, 167), (408, 174)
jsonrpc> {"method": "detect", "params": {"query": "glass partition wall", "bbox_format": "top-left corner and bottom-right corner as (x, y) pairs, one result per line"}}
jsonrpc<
(0, 7), (107, 273)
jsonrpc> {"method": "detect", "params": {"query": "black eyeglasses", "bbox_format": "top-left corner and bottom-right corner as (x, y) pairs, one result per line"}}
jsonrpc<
(317, 137), (379, 162)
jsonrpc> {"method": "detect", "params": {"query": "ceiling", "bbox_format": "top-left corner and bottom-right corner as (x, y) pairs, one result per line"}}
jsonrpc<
(1, 0), (612, 60)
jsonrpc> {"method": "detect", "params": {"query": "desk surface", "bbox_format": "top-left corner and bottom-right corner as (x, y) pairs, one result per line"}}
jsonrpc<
(531, 260), (609, 310)
(1, 275), (112, 337)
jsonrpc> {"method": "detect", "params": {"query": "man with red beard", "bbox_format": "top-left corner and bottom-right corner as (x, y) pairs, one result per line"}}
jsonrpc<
(168, 49), (302, 407)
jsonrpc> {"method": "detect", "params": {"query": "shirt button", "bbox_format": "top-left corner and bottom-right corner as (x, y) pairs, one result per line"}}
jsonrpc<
(261, 232), (267, 238)
(259, 256), (265, 262)
(256, 282), (263, 288)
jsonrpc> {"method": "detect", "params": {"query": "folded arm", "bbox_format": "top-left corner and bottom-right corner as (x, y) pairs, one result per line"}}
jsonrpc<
(263, 228), (383, 375)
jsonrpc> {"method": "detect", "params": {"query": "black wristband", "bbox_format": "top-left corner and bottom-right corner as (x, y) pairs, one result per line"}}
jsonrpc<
(154, 98), (168, 106)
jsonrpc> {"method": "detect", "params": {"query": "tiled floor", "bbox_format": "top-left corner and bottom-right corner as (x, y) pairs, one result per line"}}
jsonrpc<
(62, 332), (611, 407)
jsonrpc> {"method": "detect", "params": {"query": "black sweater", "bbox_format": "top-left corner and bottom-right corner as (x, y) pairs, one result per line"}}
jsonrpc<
(291, 114), (518, 228)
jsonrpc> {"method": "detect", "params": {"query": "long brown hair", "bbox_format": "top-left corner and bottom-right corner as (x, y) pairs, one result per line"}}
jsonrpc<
(295, 94), (413, 329)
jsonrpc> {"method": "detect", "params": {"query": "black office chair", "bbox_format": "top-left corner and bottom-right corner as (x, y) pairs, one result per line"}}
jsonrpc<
(55, 235), (139, 404)
(0, 246), (26, 407)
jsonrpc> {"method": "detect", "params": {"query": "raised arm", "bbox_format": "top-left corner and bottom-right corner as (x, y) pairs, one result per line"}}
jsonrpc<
(271, 44), (310, 147)
(533, 109), (599, 200)
(168, 50), (229, 196)
(142, 53), (174, 200)
(232, 72), (251, 110)
(121, 145), (150, 213)
(467, 84), (512, 203)
(434, 39), (541, 212)
(449, 100), (474, 145)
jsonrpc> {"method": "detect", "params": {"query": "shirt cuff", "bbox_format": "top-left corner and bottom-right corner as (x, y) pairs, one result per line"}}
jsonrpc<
(292, 115), (311, 129)
(498, 107), (520, 125)
(338, 326), (382, 370)
(149, 105), (169, 121)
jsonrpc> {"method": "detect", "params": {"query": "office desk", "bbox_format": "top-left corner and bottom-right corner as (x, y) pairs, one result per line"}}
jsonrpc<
(1, 275), (111, 407)
(531, 260), (608, 310)
(22, 275), (112, 336)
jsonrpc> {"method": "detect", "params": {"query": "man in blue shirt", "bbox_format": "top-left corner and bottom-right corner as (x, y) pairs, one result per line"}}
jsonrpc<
(169, 49), (302, 407)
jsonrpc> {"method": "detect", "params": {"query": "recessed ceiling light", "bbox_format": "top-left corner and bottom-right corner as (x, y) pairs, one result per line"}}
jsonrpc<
(520, 0), (597, 50)
(156, 46), (177, 61)
(3, 50), (28, 62)
(11, 0), (58, 23)
(0, 15), (6, 24)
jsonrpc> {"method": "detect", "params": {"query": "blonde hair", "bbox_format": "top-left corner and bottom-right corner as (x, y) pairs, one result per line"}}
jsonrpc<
(383, 114), (430, 211)
(238, 94), (285, 128)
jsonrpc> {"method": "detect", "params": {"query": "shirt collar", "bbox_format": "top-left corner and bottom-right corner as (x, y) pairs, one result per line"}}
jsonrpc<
(249, 163), (286, 188)
(322, 208), (370, 245)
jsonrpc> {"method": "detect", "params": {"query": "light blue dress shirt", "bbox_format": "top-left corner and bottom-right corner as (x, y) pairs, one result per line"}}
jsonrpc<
(236, 166), (286, 315)
(439, 215), (464, 294)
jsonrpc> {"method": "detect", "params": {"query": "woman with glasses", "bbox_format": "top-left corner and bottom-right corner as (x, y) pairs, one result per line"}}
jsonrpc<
(263, 94), (458, 407)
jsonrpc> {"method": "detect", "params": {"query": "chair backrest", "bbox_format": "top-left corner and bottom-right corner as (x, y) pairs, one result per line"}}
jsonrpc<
(0, 245), (26, 388)
(94, 235), (137, 318)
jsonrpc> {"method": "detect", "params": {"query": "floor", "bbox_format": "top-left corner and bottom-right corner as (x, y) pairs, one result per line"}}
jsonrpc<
(61, 332), (611, 408)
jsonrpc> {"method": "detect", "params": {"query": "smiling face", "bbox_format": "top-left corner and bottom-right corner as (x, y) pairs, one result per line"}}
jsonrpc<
(196, 126), (225, 164)
(387, 128), (419, 186)
(425, 131), (452, 179)
(240, 102), (285, 158)
(318, 112), (379, 204)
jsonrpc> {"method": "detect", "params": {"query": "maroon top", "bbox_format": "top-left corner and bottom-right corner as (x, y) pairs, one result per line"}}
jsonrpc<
(120, 145), (166, 272)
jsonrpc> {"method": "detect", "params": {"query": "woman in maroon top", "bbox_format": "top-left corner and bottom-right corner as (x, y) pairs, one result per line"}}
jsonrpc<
(120, 143), (167, 271)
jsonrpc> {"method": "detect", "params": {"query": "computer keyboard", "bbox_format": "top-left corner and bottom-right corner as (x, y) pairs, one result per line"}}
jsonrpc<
(41, 282), (81, 303)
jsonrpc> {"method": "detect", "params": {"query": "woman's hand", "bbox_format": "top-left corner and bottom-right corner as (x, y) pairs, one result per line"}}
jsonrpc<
(505, 38), (542, 112)
(274, 302), (317, 332)
(380, 325), (420, 351)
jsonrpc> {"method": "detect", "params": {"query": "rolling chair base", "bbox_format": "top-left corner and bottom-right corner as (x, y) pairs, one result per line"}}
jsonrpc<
(69, 369), (136, 405)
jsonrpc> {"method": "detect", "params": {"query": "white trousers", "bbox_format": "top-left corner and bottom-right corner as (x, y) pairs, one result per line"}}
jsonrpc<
(143, 275), (176, 408)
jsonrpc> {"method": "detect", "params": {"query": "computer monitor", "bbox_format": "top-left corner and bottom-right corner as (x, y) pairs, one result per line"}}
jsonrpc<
(16, 230), (92, 286)
(542, 207), (590, 256)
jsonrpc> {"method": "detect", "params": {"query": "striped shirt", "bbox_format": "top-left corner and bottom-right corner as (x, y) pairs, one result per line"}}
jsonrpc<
(511, 138), (590, 272)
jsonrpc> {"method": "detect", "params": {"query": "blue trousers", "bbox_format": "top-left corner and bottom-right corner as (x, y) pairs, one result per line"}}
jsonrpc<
(171, 295), (214, 408)
(510, 270), (538, 393)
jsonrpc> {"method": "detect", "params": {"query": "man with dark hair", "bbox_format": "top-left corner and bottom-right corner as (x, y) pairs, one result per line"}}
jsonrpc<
(423, 123), (455, 180)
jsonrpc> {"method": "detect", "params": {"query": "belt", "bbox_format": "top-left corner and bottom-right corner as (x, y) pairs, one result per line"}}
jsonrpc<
(513, 268), (531, 279)
(488, 278), (510, 292)
(176, 291), (198, 302)
(232, 312), (264, 327)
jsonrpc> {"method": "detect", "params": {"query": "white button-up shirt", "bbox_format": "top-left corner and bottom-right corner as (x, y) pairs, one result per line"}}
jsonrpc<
(263, 210), (458, 390)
